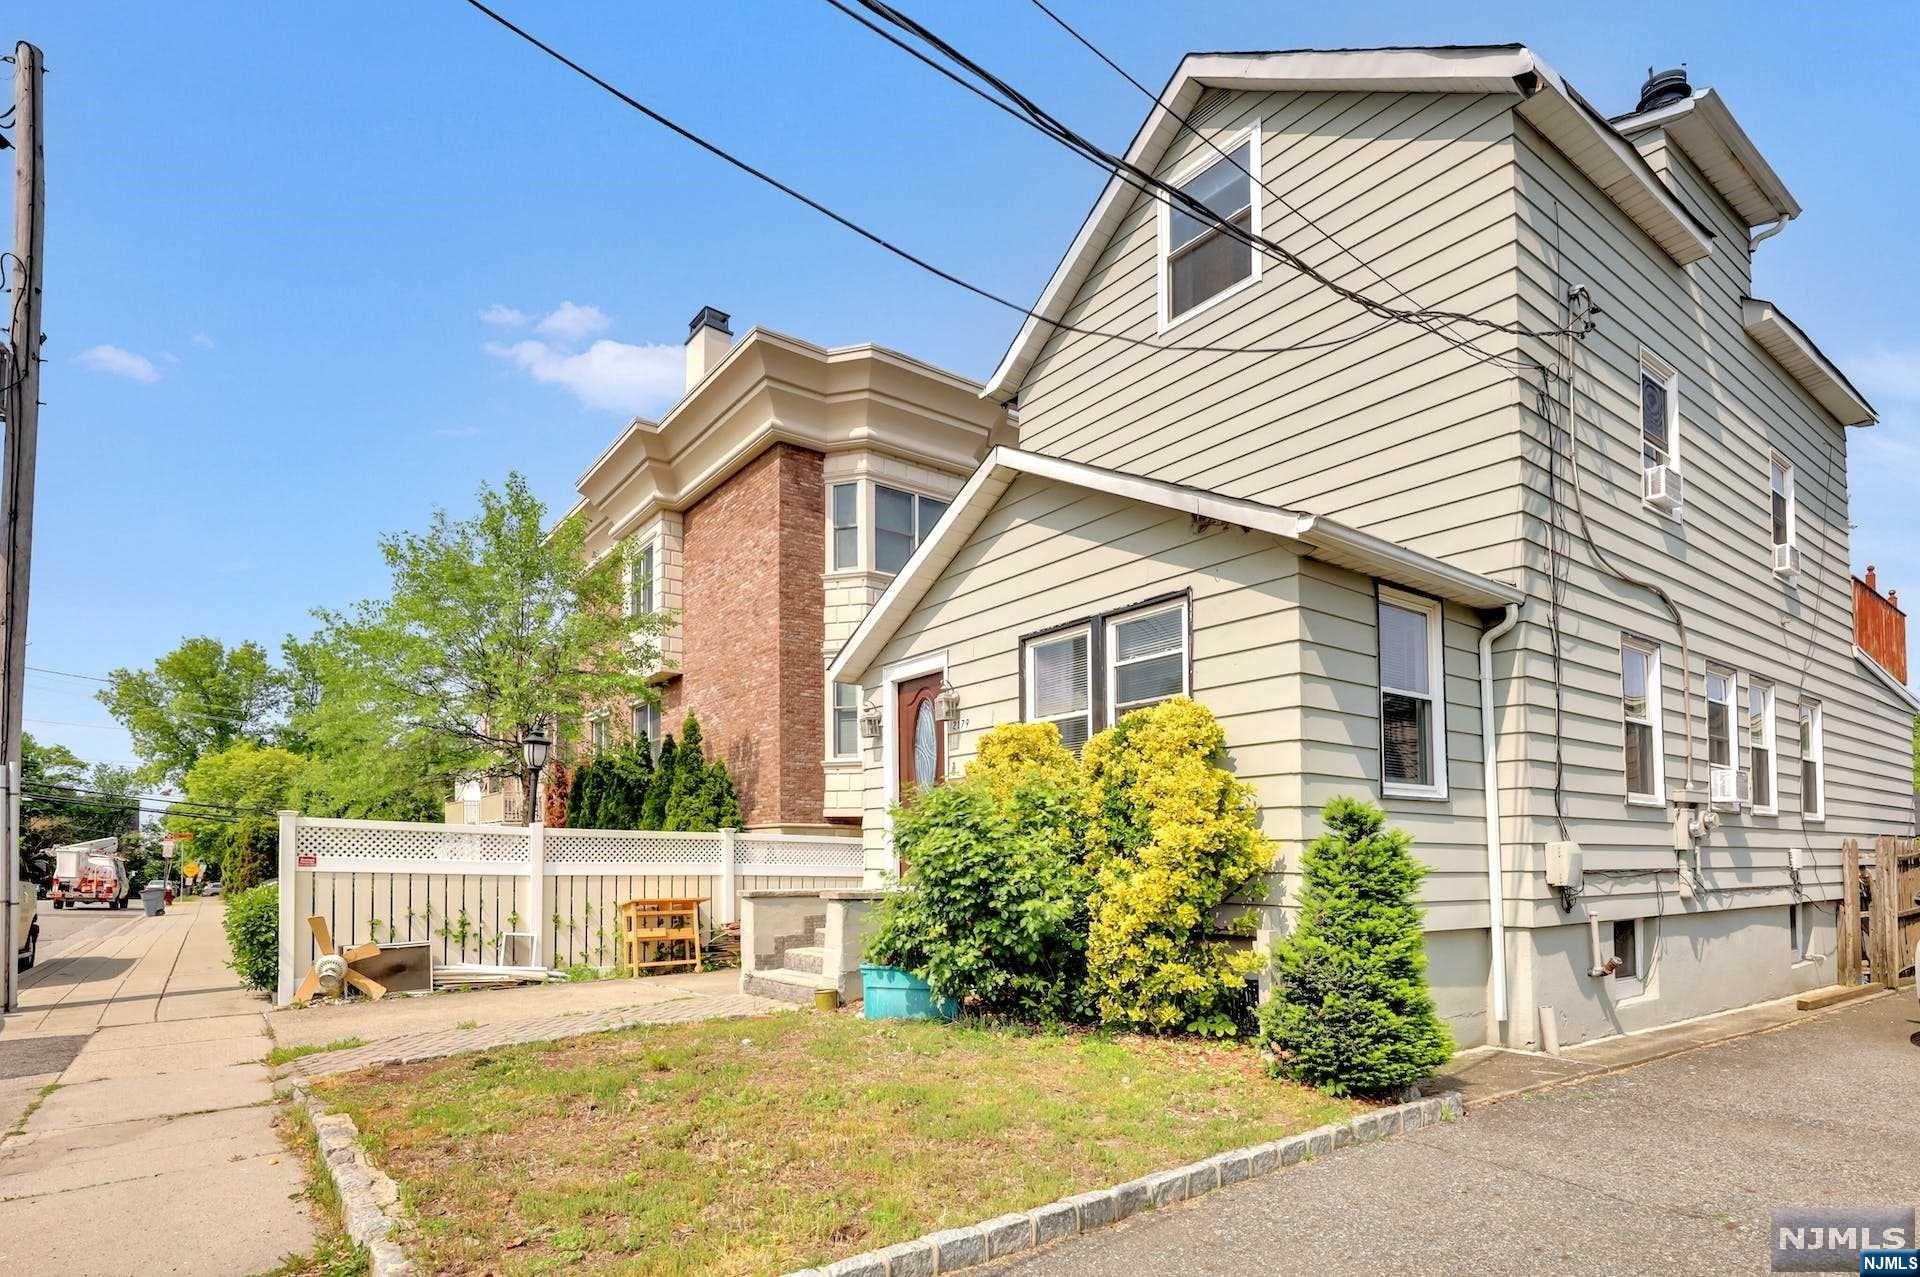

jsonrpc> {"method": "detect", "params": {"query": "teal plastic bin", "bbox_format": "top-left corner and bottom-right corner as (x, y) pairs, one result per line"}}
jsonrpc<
(860, 964), (958, 1021)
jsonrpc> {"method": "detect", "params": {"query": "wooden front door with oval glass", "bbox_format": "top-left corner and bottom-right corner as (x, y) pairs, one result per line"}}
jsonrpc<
(895, 673), (945, 804)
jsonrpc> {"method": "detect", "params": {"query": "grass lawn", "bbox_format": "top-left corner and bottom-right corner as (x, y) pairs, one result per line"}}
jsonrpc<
(315, 1011), (1359, 1275)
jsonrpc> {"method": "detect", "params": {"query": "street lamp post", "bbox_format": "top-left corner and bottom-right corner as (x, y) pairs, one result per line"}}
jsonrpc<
(521, 726), (552, 828)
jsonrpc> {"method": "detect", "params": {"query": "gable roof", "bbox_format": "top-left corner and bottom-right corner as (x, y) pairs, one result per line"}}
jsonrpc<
(828, 447), (1523, 684)
(1854, 646), (1920, 714)
(982, 44), (1715, 404)
(1742, 298), (1876, 427)
(1613, 88), (1800, 229)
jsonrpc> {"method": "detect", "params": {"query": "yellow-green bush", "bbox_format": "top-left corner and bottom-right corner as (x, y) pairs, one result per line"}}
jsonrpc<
(1081, 697), (1272, 1035)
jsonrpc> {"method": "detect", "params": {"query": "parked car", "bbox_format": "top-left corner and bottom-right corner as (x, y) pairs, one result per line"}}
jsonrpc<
(15, 904), (37, 972)
(201, 882), (222, 897)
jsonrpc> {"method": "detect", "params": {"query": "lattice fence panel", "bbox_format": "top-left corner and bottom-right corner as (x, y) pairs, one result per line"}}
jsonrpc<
(735, 835), (864, 875)
(296, 820), (530, 868)
(545, 829), (723, 871)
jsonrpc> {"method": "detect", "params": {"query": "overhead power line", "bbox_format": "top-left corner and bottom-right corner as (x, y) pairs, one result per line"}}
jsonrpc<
(23, 788), (253, 827)
(456, 0), (1421, 359)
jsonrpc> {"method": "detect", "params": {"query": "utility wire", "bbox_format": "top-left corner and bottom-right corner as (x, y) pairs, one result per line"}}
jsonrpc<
(25, 779), (278, 819)
(23, 789), (253, 827)
(456, 0), (1427, 359)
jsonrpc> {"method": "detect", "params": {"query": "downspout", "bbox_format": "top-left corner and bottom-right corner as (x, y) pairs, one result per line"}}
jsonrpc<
(1479, 603), (1521, 1027)
(1749, 213), (1793, 249)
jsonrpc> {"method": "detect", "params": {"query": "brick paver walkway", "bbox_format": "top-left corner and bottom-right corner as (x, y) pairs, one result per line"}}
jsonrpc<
(293, 991), (785, 1077)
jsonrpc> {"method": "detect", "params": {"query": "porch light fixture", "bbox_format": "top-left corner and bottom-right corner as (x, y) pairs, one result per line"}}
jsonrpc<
(859, 699), (884, 741)
(933, 682), (961, 723)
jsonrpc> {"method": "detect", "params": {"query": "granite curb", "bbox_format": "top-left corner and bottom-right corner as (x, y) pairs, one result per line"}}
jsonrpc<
(290, 1081), (415, 1276)
(784, 1090), (1464, 1276)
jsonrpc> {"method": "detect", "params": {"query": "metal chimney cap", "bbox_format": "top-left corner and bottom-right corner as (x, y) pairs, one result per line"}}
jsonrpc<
(1636, 65), (1692, 114)
(688, 306), (732, 338)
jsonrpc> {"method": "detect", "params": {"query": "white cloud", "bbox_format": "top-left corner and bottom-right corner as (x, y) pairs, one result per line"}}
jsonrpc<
(534, 301), (611, 343)
(479, 303), (530, 328)
(190, 332), (216, 349)
(486, 338), (681, 414)
(75, 345), (162, 384)
(434, 424), (483, 439)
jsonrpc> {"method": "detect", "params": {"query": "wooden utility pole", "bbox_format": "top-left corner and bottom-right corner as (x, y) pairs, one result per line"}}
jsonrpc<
(2, 41), (46, 1016)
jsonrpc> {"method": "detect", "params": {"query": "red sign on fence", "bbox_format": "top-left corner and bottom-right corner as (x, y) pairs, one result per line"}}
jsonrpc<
(296, 853), (317, 869)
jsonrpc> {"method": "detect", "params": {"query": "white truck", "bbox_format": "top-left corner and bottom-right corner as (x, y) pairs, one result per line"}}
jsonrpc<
(48, 837), (131, 910)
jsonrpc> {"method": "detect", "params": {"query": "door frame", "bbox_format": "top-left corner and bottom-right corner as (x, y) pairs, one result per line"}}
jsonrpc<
(879, 650), (948, 858)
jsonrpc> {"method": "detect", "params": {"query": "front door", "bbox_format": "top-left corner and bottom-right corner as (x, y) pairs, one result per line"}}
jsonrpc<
(895, 673), (945, 803)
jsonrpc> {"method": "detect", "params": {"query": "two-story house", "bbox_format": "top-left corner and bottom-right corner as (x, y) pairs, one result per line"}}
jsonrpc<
(827, 46), (1917, 1048)
(560, 307), (1011, 832)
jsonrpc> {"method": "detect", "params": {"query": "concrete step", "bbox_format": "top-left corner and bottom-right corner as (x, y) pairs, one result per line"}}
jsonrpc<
(781, 946), (827, 975)
(742, 967), (840, 1006)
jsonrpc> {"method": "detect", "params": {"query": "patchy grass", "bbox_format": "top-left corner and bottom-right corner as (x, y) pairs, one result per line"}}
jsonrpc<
(5, 1081), (61, 1139)
(262, 1100), (370, 1277)
(316, 1013), (1358, 1275)
(266, 1038), (368, 1069)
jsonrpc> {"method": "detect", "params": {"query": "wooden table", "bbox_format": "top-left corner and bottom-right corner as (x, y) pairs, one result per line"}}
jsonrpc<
(619, 898), (705, 974)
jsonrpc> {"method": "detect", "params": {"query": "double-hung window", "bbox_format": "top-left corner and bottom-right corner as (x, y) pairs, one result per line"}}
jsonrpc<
(1107, 601), (1189, 720)
(1769, 456), (1795, 552)
(829, 683), (860, 759)
(829, 482), (859, 571)
(1378, 590), (1446, 798)
(589, 715), (608, 755)
(1162, 128), (1259, 325)
(874, 485), (949, 575)
(1706, 668), (1735, 770)
(1798, 700), (1824, 819)
(631, 701), (660, 756)
(1025, 627), (1091, 751)
(1749, 680), (1777, 814)
(1621, 638), (1665, 804)
(1640, 356), (1678, 475)
(627, 542), (656, 616)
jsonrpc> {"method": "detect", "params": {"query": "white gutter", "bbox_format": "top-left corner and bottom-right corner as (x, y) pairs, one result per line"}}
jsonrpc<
(1479, 602), (1521, 1026)
(1750, 213), (1793, 249)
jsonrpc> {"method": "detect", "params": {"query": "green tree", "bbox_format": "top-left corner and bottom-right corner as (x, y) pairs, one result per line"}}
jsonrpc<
(663, 714), (708, 831)
(1258, 797), (1453, 1098)
(602, 742), (654, 829)
(19, 733), (139, 885)
(641, 735), (677, 829)
(306, 473), (665, 818)
(165, 742), (310, 888)
(98, 637), (284, 784)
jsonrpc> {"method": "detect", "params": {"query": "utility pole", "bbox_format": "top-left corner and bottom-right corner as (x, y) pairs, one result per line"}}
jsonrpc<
(2, 41), (45, 1017)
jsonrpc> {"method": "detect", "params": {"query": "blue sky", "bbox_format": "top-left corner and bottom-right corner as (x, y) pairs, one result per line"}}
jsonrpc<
(15, 0), (1918, 771)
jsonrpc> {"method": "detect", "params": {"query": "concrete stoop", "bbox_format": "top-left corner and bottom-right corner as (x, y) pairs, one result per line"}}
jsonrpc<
(743, 968), (841, 1005)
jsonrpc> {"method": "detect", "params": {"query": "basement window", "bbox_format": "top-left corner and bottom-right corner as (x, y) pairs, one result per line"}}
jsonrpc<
(1161, 126), (1260, 326)
(1609, 918), (1647, 999)
(1788, 902), (1810, 961)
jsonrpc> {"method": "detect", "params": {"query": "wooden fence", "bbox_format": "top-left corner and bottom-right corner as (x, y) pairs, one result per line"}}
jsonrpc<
(274, 813), (866, 1005)
(1839, 835), (1919, 989)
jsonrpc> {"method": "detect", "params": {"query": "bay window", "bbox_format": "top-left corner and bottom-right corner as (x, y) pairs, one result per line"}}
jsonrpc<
(830, 682), (860, 759)
(1378, 589), (1445, 798)
(874, 484), (948, 575)
(829, 482), (859, 571)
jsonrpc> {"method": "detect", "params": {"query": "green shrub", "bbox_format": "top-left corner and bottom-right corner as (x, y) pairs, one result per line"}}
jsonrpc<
(224, 883), (279, 991)
(641, 735), (677, 828)
(1081, 697), (1271, 1036)
(864, 739), (1089, 1020)
(1257, 797), (1452, 1097)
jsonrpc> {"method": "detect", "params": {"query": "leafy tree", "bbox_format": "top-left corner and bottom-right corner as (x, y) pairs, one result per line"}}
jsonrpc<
(19, 732), (139, 885)
(642, 735), (677, 829)
(97, 637), (284, 785)
(306, 473), (665, 819)
(1258, 797), (1453, 1098)
(164, 742), (309, 888)
(542, 757), (572, 827)
(276, 634), (456, 821)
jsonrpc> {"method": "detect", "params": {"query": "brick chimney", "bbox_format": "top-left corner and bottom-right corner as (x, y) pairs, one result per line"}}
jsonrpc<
(684, 306), (733, 392)
(1853, 564), (1908, 683)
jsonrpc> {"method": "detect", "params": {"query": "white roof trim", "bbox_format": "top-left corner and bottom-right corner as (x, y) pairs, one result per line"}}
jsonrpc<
(1854, 646), (1920, 714)
(1614, 89), (1800, 227)
(1742, 298), (1876, 427)
(829, 447), (1522, 683)
(982, 44), (1712, 403)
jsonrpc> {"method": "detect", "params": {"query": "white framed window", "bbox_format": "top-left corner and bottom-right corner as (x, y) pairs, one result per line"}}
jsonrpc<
(1798, 700), (1824, 820)
(1025, 626), (1092, 752)
(1769, 454), (1796, 551)
(828, 482), (860, 572)
(1639, 353), (1679, 477)
(1607, 918), (1648, 999)
(1705, 666), (1735, 770)
(873, 485), (949, 575)
(627, 541), (656, 616)
(1620, 637), (1665, 805)
(631, 701), (660, 756)
(1107, 600), (1189, 722)
(589, 714), (608, 755)
(1749, 679), (1777, 814)
(1377, 588), (1446, 799)
(1159, 123), (1261, 329)
(829, 682), (860, 759)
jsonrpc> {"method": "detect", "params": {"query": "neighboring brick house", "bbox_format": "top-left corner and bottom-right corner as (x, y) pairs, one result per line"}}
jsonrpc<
(562, 307), (1012, 831)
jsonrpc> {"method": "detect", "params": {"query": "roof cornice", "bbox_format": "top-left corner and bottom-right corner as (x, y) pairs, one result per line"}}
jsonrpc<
(1742, 298), (1876, 427)
(1614, 89), (1800, 228)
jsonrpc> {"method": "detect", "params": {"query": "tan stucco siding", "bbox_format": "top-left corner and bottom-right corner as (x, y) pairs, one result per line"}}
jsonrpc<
(1012, 88), (1531, 580)
(1501, 119), (1913, 929)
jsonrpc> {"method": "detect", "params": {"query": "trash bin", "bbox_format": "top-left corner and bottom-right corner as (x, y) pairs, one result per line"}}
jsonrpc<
(141, 884), (167, 917)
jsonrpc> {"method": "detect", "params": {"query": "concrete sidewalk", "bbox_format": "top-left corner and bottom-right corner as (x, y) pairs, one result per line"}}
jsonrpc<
(0, 900), (313, 1276)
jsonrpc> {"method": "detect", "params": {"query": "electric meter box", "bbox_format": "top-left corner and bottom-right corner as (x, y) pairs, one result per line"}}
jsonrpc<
(1545, 841), (1584, 890)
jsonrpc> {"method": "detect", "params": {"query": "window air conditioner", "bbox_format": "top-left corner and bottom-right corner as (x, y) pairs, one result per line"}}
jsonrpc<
(1643, 465), (1684, 514)
(1772, 542), (1799, 575)
(1709, 765), (1751, 809)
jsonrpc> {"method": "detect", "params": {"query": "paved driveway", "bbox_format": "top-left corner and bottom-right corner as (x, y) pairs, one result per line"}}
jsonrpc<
(989, 994), (1920, 1276)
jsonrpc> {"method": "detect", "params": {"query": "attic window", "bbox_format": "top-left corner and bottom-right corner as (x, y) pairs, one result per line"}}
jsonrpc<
(1162, 126), (1260, 326)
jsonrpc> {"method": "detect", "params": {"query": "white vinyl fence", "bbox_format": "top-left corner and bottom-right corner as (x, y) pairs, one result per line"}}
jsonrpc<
(274, 812), (865, 1005)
